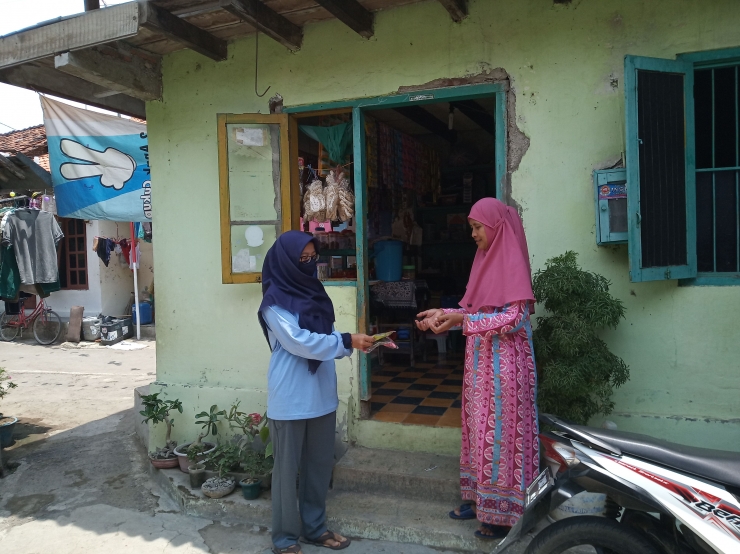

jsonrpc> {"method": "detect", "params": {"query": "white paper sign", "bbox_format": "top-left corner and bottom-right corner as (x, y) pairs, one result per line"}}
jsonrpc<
(235, 127), (265, 147)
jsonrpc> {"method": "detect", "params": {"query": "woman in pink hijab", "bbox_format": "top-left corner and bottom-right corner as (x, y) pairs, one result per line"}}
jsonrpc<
(416, 198), (539, 539)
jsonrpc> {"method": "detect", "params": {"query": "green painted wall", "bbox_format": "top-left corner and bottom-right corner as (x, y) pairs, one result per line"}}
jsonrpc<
(146, 0), (740, 454)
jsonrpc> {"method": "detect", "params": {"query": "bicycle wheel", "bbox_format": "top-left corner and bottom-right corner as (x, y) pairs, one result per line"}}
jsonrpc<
(0, 311), (20, 341)
(33, 310), (62, 345)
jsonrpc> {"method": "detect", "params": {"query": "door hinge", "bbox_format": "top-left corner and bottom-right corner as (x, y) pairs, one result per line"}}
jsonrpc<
(636, 212), (641, 227)
(665, 269), (672, 279)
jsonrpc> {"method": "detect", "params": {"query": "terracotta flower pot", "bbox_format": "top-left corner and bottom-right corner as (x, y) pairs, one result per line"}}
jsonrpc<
(173, 442), (216, 473)
(149, 456), (179, 469)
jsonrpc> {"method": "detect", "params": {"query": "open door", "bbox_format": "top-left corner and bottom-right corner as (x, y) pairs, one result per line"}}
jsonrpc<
(217, 113), (298, 284)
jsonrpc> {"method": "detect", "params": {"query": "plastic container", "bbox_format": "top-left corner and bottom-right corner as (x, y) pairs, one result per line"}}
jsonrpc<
(82, 317), (101, 341)
(132, 302), (153, 325)
(373, 240), (403, 282)
(100, 319), (125, 345)
(402, 265), (416, 280)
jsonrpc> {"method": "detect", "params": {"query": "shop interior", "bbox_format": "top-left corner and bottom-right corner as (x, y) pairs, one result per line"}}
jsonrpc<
(297, 97), (497, 426)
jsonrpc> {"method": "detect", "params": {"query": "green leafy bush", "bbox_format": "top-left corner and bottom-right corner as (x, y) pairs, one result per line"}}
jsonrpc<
(533, 251), (629, 424)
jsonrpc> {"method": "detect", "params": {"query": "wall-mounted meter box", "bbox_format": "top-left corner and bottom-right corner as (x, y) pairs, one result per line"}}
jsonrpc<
(594, 168), (627, 245)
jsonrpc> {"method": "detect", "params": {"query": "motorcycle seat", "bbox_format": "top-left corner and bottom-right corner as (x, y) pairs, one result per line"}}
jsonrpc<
(570, 424), (740, 489)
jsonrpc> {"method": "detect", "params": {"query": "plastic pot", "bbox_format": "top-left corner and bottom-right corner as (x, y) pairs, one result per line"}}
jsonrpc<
(240, 478), (262, 500)
(188, 463), (206, 489)
(173, 442), (216, 473)
(0, 416), (18, 448)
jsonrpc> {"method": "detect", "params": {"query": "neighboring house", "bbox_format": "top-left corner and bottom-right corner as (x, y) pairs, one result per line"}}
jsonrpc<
(0, 125), (154, 319)
(2, 0), (737, 454)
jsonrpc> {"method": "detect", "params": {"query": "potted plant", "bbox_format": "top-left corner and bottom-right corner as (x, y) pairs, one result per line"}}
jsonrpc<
(173, 404), (224, 473)
(225, 402), (273, 488)
(532, 251), (630, 425)
(139, 392), (183, 469)
(239, 450), (273, 499)
(0, 367), (18, 449)
(201, 441), (240, 498)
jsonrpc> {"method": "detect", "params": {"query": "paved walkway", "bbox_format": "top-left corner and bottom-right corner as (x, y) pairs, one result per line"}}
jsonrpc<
(0, 340), (474, 553)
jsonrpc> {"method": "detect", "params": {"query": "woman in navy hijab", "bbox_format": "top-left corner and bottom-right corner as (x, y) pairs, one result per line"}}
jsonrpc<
(259, 231), (373, 554)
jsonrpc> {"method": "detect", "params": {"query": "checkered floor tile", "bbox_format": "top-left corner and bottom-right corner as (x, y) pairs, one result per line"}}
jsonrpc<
(369, 354), (463, 427)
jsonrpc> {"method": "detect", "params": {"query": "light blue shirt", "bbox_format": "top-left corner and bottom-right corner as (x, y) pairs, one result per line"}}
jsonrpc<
(261, 305), (352, 421)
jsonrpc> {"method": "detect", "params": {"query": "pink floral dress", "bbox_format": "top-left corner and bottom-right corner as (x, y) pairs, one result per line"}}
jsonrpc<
(444, 300), (539, 526)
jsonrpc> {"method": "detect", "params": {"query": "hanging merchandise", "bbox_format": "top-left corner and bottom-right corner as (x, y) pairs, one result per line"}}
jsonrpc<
(337, 172), (355, 222)
(303, 179), (326, 222)
(322, 169), (355, 223)
(324, 170), (340, 222)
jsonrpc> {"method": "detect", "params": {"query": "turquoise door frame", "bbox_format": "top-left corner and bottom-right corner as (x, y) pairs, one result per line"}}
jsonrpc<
(286, 82), (508, 401)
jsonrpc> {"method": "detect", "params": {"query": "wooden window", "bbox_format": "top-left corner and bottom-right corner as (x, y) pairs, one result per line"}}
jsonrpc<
(217, 113), (298, 284)
(625, 55), (697, 282)
(626, 49), (740, 284)
(58, 218), (88, 290)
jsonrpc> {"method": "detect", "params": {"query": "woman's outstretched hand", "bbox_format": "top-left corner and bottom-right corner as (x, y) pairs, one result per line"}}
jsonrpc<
(415, 309), (444, 331)
(430, 312), (464, 334)
(351, 334), (375, 350)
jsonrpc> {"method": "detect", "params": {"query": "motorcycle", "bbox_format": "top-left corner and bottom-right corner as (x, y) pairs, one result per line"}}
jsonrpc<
(493, 414), (740, 554)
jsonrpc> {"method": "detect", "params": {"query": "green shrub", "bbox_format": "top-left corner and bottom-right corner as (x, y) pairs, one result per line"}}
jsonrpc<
(533, 251), (629, 424)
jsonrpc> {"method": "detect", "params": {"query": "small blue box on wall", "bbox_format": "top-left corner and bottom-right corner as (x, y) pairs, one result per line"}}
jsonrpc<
(594, 168), (628, 245)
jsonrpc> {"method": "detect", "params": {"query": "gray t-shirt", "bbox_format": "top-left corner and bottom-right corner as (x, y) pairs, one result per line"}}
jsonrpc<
(3, 210), (64, 284)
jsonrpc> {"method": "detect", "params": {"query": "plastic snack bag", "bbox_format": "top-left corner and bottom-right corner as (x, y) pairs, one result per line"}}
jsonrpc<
(362, 331), (399, 353)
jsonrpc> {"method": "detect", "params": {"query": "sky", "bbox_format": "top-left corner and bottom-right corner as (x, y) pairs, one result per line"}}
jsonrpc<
(0, 0), (131, 133)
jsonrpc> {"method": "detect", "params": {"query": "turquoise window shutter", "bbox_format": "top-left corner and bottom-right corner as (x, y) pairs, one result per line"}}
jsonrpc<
(624, 55), (698, 282)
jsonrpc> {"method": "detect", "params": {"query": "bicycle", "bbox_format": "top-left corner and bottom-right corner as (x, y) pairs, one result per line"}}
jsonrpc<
(0, 296), (62, 345)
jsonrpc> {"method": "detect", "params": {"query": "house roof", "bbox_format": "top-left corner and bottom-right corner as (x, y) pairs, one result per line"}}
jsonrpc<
(0, 124), (47, 158)
(0, 1), (467, 119)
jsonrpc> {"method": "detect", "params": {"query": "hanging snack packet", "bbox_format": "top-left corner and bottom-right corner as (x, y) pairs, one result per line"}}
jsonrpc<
(362, 331), (399, 353)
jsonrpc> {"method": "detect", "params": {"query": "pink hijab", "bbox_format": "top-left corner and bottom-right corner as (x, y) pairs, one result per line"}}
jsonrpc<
(459, 198), (535, 313)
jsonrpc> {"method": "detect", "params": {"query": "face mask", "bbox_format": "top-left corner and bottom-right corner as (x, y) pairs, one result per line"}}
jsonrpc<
(299, 259), (317, 276)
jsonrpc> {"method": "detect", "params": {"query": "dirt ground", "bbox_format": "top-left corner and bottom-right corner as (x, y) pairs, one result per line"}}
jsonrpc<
(0, 339), (475, 554)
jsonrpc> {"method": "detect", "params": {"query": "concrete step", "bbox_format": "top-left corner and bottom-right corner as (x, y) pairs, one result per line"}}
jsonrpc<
(151, 466), (494, 553)
(332, 446), (461, 505)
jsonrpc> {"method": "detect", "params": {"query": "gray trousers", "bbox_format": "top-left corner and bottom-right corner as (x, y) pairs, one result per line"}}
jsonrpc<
(269, 411), (336, 549)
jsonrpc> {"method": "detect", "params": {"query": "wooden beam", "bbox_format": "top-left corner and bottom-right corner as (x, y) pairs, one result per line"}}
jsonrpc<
(314, 0), (373, 39)
(393, 106), (456, 143)
(55, 46), (161, 101)
(0, 62), (146, 118)
(437, 0), (468, 22)
(138, 1), (227, 61)
(0, 154), (26, 180)
(0, 2), (139, 70)
(219, 0), (303, 52)
(450, 100), (495, 135)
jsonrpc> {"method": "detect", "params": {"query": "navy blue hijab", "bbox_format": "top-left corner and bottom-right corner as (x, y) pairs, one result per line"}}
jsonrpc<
(258, 230), (335, 374)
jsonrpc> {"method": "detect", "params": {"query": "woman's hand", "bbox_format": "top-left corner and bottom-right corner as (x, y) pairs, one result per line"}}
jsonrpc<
(351, 334), (375, 351)
(416, 309), (444, 331)
(431, 312), (464, 334)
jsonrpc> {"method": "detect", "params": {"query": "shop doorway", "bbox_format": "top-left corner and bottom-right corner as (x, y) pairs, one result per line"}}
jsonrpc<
(286, 83), (507, 429)
(361, 97), (498, 426)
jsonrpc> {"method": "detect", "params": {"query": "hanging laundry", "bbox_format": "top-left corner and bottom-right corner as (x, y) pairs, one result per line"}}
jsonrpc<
(2, 209), (63, 285)
(95, 237), (113, 267)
